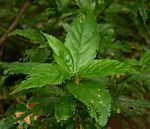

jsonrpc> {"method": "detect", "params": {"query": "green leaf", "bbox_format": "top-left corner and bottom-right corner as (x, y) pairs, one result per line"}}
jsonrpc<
(79, 59), (130, 78)
(67, 80), (111, 127)
(24, 48), (50, 62)
(55, 95), (75, 122)
(113, 97), (150, 116)
(76, 0), (96, 11)
(11, 64), (69, 94)
(56, 0), (70, 11)
(134, 0), (150, 43)
(9, 28), (45, 44)
(65, 12), (99, 72)
(4, 62), (38, 75)
(140, 50), (150, 65)
(0, 117), (15, 129)
(106, 3), (131, 13)
(42, 33), (74, 72)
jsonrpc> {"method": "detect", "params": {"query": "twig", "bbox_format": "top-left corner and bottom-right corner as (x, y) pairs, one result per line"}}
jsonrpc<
(0, 0), (31, 57)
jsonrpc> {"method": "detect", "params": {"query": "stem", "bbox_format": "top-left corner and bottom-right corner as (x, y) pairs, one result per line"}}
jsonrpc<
(74, 76), (80, 85)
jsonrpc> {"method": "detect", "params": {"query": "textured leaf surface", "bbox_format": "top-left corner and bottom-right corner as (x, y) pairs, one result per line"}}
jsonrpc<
(9, 28), (45, 44)
(67, 80), (111, 127)
(42, 33), (74, 72)
(5, 62), (38, 75)
(79, 59), (130, 77)
(11, 64), (69, 94)
(55, 96), (75, 122)
(65, 13), (99, 71)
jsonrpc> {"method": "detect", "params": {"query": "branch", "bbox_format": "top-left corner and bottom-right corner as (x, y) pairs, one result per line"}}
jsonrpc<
(0, 0), (31, 56)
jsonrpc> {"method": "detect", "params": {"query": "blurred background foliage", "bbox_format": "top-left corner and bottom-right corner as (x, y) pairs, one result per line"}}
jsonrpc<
(0, 0), (150, 129)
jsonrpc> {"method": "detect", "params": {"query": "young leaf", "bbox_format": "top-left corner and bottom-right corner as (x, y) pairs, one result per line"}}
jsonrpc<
(55, 96), (75, 122)
(79, 59), (130, 78)
(65, 12), (99, 72)
(67, 80), (111, 127)
(9, 28), (45, 44)
(11, 64), (69, 94)
(42, 33), (74, 72)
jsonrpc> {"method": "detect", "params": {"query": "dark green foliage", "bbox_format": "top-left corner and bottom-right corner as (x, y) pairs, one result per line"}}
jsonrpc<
(67, 80), (111, 127)
(9, 28), (45, 44)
